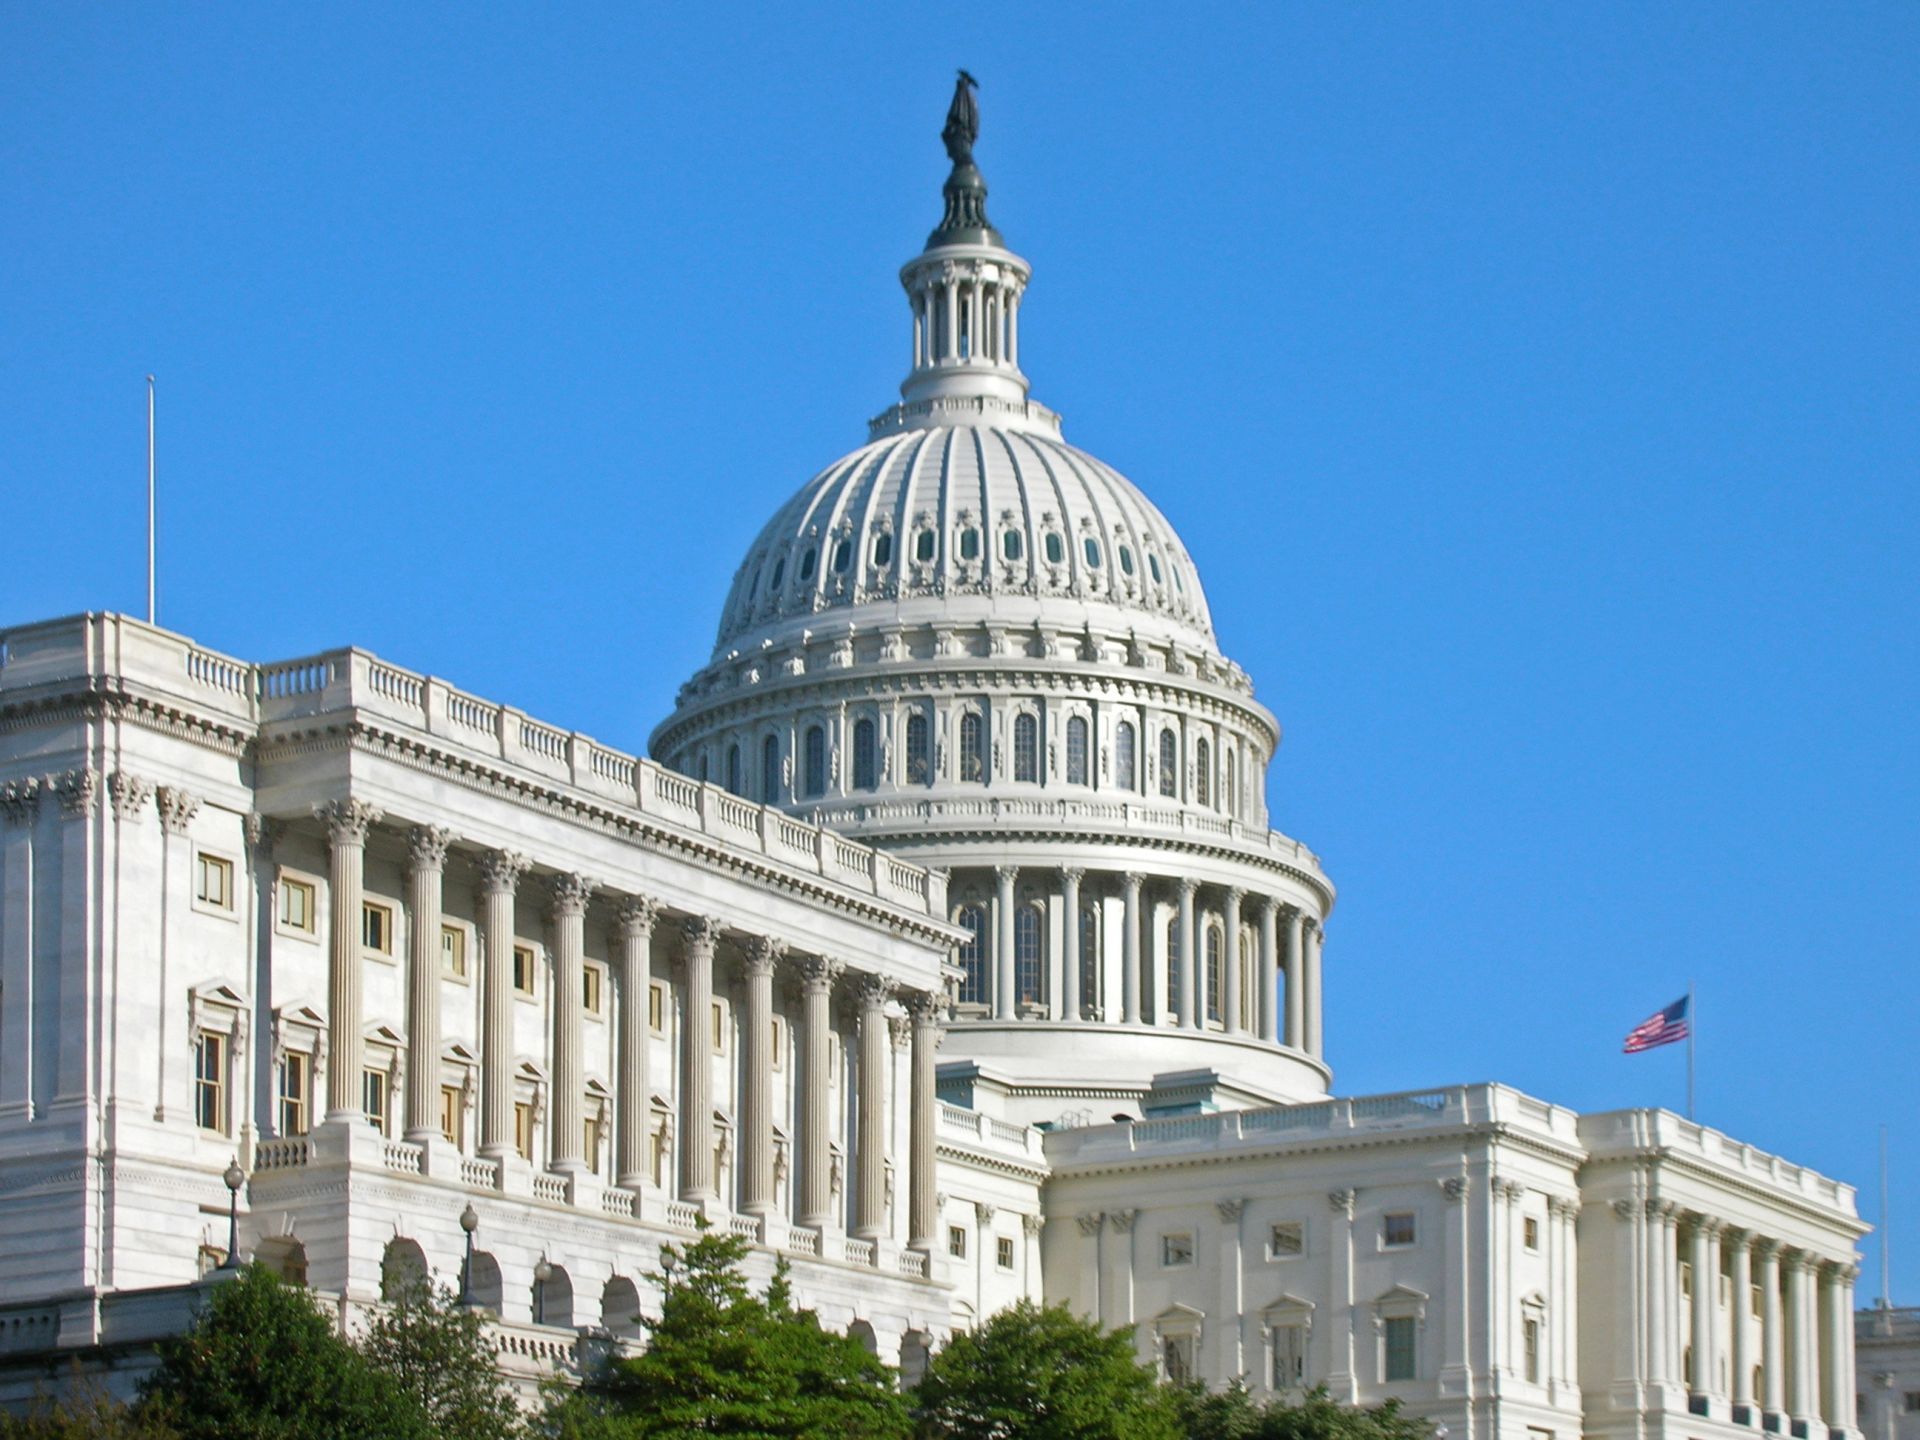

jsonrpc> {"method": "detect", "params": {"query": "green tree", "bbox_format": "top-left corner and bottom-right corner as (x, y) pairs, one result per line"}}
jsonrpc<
(1166, 1384), (1432, 1440)
(137, 1265), (432, 1440)
(558, 1231), (911, 1439)
(910, 1300), (1178, 1440)
(0, 1375), (177, 1440)
(359, 1273), (525, 1440)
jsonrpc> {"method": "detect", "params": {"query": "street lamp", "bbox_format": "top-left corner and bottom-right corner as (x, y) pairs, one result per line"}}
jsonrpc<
(458, 1203), (479, 1308)
(219, 1158), (244, 1269)
(533, 1255), (553, 1326)
(660, 1247), (678, 1290)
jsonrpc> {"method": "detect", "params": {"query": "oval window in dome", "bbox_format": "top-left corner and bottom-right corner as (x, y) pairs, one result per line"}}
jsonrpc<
(872, 533), (893, 568)
(832, 539), (852, 574)
(1044, 533), (1065, 565)
(798, 548), (817, 582)
(1083, 537), (1103, 568)
(1147, 553), (1162, 585)
(958, 527), (980, 561)
(771, 556), (786, 590)
(1003, 530), (1024, 562)
(915, 529), (936, 562)
(1119, 545), (1135, 577)
(1173, 565), (1184, 592)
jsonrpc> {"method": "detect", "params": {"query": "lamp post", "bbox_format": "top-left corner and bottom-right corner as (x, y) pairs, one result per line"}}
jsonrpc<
(533, 1255), (553, 1326)
(458, 1203), (478, 1308)
(220, 1158), (244, 1269)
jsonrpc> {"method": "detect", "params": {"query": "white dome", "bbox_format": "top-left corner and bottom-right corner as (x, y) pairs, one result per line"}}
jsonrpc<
(713, 416), (1217, 658)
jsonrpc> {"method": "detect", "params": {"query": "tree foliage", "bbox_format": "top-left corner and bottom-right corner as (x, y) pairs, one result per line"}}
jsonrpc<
(1166, 1383), (1433, 1440)
(359, 1273), (524, 1440)
(556, 1231), (911, 1439)
(909, 1300), (1179, 1440)
(0, 1377), (178, 1440)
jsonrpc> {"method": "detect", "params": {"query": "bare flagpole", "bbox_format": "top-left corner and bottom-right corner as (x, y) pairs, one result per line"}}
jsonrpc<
(1883, 1123), (1893, 1306)
(146, 375), (156, 625)
(1686, 980), (1696, 1120)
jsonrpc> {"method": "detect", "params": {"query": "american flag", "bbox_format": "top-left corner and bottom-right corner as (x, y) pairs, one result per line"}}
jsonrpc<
(1623, 996), (1690, 1053)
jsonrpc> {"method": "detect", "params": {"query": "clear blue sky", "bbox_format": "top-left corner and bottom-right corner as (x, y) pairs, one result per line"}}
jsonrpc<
(5, 6), (1916, 1297)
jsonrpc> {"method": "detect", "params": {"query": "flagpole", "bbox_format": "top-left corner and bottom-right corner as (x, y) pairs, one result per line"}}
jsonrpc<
(146, 375), (156, 625)
(1686, 980), (1695, 1120)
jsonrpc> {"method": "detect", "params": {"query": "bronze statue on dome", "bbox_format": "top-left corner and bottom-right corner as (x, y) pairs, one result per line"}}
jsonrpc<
(942, 70), (979, 167)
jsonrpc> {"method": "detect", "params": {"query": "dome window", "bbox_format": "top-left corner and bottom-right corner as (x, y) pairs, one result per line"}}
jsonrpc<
(958, 527), (981, 562)
(852, 718), (878, 791)
(1173, 566), (1184, 593)
(1082, 538), (1103, 568)
(1147, 553), (1163, 585)
(803, 726), (826, 798)
(960, 712), (986, 783)
(771, 556), (786, 590)
(871, 533), (893, 568)
(1196, 738), (1212, 808)
(832, 539), (853, 574)
(1015, 905), (1045, 1006)
(1002, 530), (1024, 562)
(1115, 721), (1137, 792)
(798, 548), (817, 582)
(906, 712), (931, 785)
(1159, 730), (1178, 798)
(915, 529), (936, 563)
(725, 744), (744, 797)
(1013, 714), (1039, 783)
(760, 735), (781, 804)
(954, 905), (987, 1006)
(1044, 533), (1065, 565)
(1066, 716), (1089, 786)
(1119, 546), (1135, 577)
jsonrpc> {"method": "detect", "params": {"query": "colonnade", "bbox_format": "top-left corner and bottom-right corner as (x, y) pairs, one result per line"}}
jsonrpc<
(312, 800), (943, 1252)
(957, 864), (1325, 1059)
(1634, 1200), (1858, 1433)
(908, 262), (1022, 372)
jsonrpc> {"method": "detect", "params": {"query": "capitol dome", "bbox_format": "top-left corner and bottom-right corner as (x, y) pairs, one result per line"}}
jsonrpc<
(655, 77), (1334, 1123)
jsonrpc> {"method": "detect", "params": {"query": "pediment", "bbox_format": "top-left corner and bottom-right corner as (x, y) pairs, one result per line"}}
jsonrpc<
(1261, 1291), (1316, 1324)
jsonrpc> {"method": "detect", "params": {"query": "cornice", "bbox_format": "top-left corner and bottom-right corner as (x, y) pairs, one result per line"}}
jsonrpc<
(933, 1139), (1050, 1183)
(1577, 1149), (1867, 1236)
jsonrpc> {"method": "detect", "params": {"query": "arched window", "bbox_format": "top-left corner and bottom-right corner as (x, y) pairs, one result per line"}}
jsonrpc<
(915, 529), (936, 563)
(1196, 738), (1212, 808)
(958, 527), (980, 562)
(1159, 730), (1179, 798)
(1119, 545), (1135, 577)
(760, 735), (780, 804)
(1079, 903), (1100, 1018)
(746, 566), (761, 603)
(955, 906), (987, 1006)
(1148, 553), (1163, 585)
(1015, 905), (1044, 1007)
(831, 539), (853, 574)
(871, 532), (893, 568)
(798, 548), (817, 582)
(1066, 716), (1089, 786)
(960, 712), (985, 783)
(1002, 530), (1024, 562)
(906, 712), (931, 785)
(770, 556), (786, 591)
(804, 726), (826, 799)
(725, 743), (743, 797)
(852, 718), (877, 791)
(1044, 533), (1065, 564)
(1083, 538), (1102, 568)
(1115, 721), (1136, 792)
(1014, 714), (1039, 783)
(1205, 924), (1223, 1023)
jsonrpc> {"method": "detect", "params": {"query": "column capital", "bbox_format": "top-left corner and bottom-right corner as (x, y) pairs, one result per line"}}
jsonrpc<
(55, 767), (100, 818)
(888, 1013), (913, 1050)
(1282, 902), (1306, 927)
(614, 894), (663, 938)
(314, 797), (380, 844)
(476, 849), (531, 894)
(109, 771), (154, 821)
(406, 824), (456, 875)
(798, 954), (844, 993)
(994, 864), (1020, 885)
(1689, 1215), (1725, 1239)
(1443, 1177), (1470, 1204)
(1121, 871), (1145, 893)
(1076, 1212), (1105, 1236)
(1021, 1212), (1044, 1237)
(1825, 1261), (1860, 1282)
(1328, 1188), (1356, 1216)
(1721, 1224), (1750, 1247)
(243, 810), (281, 851)
(1216, 1198), (1247, 1223)
(159, 785), (205, 835)
(974, 1201), (996, 1224)
(1108, 1207), (1139, 1233)
(1225, 886), (1247, 906)
(1752, 1237), (1781, 1260)
(547, 872), (595, 918)
(1176, 876), (1200, 899)
(905, 988), (945, 1025)
(855, 972), (895, 1010)
(1059, 866), (1086, 886)
(743, 935), (787, 977)
(681, 914), (724, 953)
(0, 777), (42, 825)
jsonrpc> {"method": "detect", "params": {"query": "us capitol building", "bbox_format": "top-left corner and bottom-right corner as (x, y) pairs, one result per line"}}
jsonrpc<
(0, 80), (1871, 1440)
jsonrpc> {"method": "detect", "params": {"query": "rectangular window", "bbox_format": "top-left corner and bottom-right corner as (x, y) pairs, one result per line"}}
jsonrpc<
(194, 1032), (225, 1132)
(1163, 1334), (1194, 1385)
(277, 1051), (308, 1136)
(1383, 1212), (1416, 1248)
(363, 1068), (388, 1134)
(584, 1117), (601, 1174)
(1383, 1315), (1416, 1382)
(1268, 1221), (1304, 1259)
(649, 982), (666, 1033)
(948, 1226), (967, 1259)
(996, 1236), (1015, 1270)
(1680, 1261), (1693, 1298)
(513, 944), (538, 996)
(1904, 1393), (1920, 1414)
(514, 1101), (535, 1161)
(195, 853), (234, 909)
(583, 964), (604, 1015)
(1524, 1318), (1540, 1383)
(771, 1018), (785, 1069)
(441, 924), (467, 979)
(439, 1084), (461, 1148)
(1161, 1232), (1195, 1268)
(279, 876), (316, 934)
(362, 901), (394, 955)
(1524, 1216), (1540, 1250)
(712, 1000), (727, 1050)
(1272, 1325), (1306, 1388)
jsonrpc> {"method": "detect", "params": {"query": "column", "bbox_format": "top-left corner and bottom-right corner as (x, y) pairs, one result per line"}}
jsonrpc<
(476, 851), (529, 1158)
(1283, 907), (1306, 1050)
(1757, 1241), (1785, 1422)
(403, 827), (454, 1143)
(52, 771), (100, 1109)
(547, 873), (594, 1172)
(993, 866), (1017, 1020)
(1729, 1230), (1754, 1416)
(1223, 888), (1245, 1035)
(678, 916), (721, 1205)
(613, 896), (659, 1188)
(0, 780), (41, 1121)
(1121, 873), (1143, 1024)
(740, 935), (783, 1217)
(1257, 898), (1279, 1043)
(907, 991), (941, 1252)
(1176, 879), (1198, 1029)
(852, 974), (891, 1242)
(797, 956), (841, 1229)
(1820, 1265), (1851, 1431)
(1647, 1201), (1674, 1387)
(1787, 1252), (1813, 1426)
(1060, 868), (1084, 1021)
(1008, 290), (1021, 366)
(1304, 920), (1325, 1057)
(317, 799), (381, 1119)
(1690, 1218), (1721, 1402)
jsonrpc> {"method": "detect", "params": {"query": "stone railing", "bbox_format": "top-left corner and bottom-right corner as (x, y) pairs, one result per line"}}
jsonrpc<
(898, 1249), (929, 1279)
(843, 1238), (875, 1267)
(785, 1228), (820, 1258)
(383, 1139), (425, 1175)
(935, 1102), (1043, 1160)
(664, 1201), (701, 1231)
(532, 1174), (568, 1204)
(460, 1155), (500, 1189)
(253, 1137), (312, 1171)
(1577, 1107), (1858, 1213)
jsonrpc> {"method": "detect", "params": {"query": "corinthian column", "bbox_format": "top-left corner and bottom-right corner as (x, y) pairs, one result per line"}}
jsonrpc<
(1786, 1253), (1813, 1426)
(1282, 906), (1305, 1049)
(476, 850), (529, 1159)
(1304, 919), (1325, 1057)
(678, 916), (722, 1205)
(797, 956), (842, 1228)
(547, 873), (595, 1172)
(1176, 878), (1198, 1029)
(1223, 888), (1245, 1035)
(852, 974), (893, 1243)
(317, 799), (381, 1119)
(740, 935), (784, 1217)
(1258, 898), (1280, 1042)
(1755, 1240), (1785, 1423)
(1689, 1218), (1722, 1403)
(403, 826), (454, 1143)
(993, 866), (1017, 1020)
(1728, 1229), (1754, 1415)
(613, 895), (660, 1188)
(1060, 868), (1084, 1021)
(1121, 872), (1143, 1024)
(907, 990), (942, 1251)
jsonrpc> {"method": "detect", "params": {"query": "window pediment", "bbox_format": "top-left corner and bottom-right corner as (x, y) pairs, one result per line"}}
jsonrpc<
(1153, 1302), (1205, 1338)
(1262, 1293), (1316, 1331)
